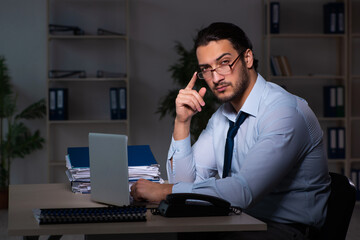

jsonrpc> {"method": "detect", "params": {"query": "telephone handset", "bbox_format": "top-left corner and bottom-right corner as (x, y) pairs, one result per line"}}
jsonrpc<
(154, 193), (242, 217)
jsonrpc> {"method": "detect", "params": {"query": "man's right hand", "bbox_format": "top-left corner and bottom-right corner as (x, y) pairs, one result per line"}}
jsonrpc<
(173, 72), (206, 140)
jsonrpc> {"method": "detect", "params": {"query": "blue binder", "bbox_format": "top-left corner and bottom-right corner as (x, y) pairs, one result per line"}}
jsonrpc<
(67, 145), (157, 168)
(56, 88), (68, 120)
(109, 88), (119, 120)
(119, 87), (127, 120)
(48, 89), (57, 120)
(270, 2), (280, 34)
(109, 87), (127, 120)
(67, 147), (90, 168)
(323, 86), (337, 117)
(327, 127), (345, 159)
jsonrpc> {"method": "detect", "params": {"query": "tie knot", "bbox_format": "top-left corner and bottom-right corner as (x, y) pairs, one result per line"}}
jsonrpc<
(227, 112), (248, 138)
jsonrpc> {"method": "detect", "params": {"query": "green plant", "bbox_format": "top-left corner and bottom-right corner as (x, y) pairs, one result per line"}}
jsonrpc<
(157, 41), (219, 143)
(0, 56), (46, 189)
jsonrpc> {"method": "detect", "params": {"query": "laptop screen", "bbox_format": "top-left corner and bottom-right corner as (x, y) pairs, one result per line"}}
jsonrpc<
(89, 133), (130, 206)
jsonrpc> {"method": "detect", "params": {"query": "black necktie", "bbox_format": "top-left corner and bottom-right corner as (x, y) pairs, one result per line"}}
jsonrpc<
(223, 112), (248, 178)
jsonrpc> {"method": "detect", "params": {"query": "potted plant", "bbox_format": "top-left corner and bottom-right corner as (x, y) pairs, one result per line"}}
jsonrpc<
(0, 56), (46, 208)
(157, 41), (219, 143)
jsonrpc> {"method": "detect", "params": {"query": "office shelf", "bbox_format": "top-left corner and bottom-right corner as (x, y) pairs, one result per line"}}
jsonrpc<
(46, 0), (130, 183)
(263, 0), (349, 175)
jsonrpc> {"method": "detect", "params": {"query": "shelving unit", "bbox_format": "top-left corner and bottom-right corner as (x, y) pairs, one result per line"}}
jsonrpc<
(263, 0), (349, 175)
(46, 0), (130, 182)
(349, 0), (360, 187)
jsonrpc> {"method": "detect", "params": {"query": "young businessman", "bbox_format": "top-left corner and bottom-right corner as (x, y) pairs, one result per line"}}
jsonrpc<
(130, 22), (330, 239)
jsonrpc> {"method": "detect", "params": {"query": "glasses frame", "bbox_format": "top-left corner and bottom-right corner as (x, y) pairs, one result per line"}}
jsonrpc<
(197, 50), (246, 80)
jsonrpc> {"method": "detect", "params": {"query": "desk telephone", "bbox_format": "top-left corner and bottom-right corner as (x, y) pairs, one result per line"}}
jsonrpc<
(154, 193), (242, 217)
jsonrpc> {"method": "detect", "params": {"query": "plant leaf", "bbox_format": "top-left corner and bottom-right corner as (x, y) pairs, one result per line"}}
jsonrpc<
(4, 122), (44, 159)
(15, 98), (46, 120)
(0, 56), (13, 118)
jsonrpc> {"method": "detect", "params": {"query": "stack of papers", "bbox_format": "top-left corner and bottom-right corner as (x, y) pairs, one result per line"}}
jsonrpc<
(65, 145), (164, 194)
(65, 147), (91, 194)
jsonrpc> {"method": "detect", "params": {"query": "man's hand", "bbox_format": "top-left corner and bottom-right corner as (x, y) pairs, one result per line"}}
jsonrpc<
(130, 179), (173, 202)
(173, 72), (206, 140)
(176, 72), (207, 122)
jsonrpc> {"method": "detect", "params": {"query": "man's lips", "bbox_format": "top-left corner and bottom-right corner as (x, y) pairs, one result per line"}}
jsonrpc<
(215, 83), (229, 92)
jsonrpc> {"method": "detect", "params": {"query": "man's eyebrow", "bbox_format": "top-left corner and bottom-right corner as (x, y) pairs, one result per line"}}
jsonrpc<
(216, 53), (231, 61)
(198, 53), (232, 67)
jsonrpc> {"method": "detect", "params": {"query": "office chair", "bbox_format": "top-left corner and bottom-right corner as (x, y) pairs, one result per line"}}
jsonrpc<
(319, 172), (356, 240)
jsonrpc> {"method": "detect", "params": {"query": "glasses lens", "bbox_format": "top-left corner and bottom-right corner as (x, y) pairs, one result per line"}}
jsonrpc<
(216, 65), (231, 75)
(197, 72), (205, 79)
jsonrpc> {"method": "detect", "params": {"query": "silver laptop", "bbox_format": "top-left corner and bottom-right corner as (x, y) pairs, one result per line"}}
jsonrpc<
(89, 133), (130, 206)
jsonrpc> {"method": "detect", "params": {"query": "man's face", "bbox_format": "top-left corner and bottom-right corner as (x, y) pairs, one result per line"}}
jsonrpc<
(196, 39), (250, 104)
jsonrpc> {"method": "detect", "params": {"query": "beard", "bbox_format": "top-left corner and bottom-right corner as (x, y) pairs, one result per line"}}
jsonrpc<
(212, 64), (250, 104)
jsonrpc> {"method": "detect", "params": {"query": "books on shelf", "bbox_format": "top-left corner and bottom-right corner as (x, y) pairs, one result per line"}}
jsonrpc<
(49, 88), (68, 120)
(323, 2), (345, 34)
(327, 127), (345, 159)
(270, 55), (292, 76)
(33, 206), (147, 224)
(109, 87), (127, 120)
(323, 85), (344, 118)
(350, 169), (360, 201)
(65, 145), (163, 194)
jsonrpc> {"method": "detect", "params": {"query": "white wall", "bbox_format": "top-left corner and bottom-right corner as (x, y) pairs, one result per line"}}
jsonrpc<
(0, 0), (263, 184)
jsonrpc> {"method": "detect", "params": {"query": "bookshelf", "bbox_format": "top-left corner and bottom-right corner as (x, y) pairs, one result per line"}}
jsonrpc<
(46, 0), (130, 182)
(349, 0), (360, 202)
(263, 0), (349, 176)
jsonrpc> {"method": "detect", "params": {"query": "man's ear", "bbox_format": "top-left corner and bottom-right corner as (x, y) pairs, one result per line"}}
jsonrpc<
(244, 49), (254, 69)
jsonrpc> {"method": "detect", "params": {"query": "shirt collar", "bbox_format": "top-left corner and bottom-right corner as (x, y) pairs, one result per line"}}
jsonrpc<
(222, 73), (266, 121)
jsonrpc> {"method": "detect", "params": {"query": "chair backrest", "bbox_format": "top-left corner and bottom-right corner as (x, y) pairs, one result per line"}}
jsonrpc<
(319, 172), (356, 240)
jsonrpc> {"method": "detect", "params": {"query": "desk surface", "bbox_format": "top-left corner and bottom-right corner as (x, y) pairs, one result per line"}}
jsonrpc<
(8, 183), (266, 236)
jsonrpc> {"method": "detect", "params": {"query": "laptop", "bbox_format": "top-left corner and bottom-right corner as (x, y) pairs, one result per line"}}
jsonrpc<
(89, 133), (130, 206)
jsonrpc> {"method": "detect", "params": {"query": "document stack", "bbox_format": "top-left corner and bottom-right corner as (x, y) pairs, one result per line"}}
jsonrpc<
(65, 147), (91, 194)
(65, 145), (163, 194)
(127, 145), (164, 185)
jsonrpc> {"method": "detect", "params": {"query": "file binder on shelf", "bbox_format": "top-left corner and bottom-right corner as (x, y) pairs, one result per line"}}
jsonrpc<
(109, 87), (127, 120)
(323, 2), (345, 34)
(270, 2), (280, 34)
(56, 88), (68, 120)
(336, 86), (344, 117)
(119, 87), (127, 120)
(49, 89), (57, 120)
(327, 127), (345, 159)
(48, 88), (68, 120)
(33, 206), (147, 224)
(109, 88), (119, 120)
(323, 85), (344, 118)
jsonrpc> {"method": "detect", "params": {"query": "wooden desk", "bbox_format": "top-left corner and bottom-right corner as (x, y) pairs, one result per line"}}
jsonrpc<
(8, 184), (266, 238)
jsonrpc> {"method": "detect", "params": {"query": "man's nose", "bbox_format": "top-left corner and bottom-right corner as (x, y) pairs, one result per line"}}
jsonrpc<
(212, 70), (225, 84)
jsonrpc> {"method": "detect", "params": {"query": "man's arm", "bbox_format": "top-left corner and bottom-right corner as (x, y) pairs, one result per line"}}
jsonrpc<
(130, 179), (173, 202)
(173, 72), (206, 141)
(130, 73), (206, 202)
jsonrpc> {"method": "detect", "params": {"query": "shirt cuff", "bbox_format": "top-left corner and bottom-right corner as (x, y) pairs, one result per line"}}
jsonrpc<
(167, 134), (192, 160)
(172, 182), (193, 193)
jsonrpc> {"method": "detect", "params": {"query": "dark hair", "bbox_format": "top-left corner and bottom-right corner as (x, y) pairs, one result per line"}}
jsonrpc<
(194, 22), (259, 71)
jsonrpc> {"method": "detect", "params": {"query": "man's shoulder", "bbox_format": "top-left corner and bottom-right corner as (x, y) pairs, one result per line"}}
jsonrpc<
(260, 82), (298, 110)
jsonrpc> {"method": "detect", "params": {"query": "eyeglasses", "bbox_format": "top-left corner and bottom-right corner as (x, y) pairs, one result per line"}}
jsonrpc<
(197, 52), (244, 80)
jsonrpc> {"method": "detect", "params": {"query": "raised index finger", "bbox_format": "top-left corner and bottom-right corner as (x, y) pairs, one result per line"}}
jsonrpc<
(185, 72), (198, 90)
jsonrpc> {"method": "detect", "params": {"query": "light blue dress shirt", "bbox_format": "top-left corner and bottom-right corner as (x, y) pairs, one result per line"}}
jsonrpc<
(167, 74), (330, 228)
